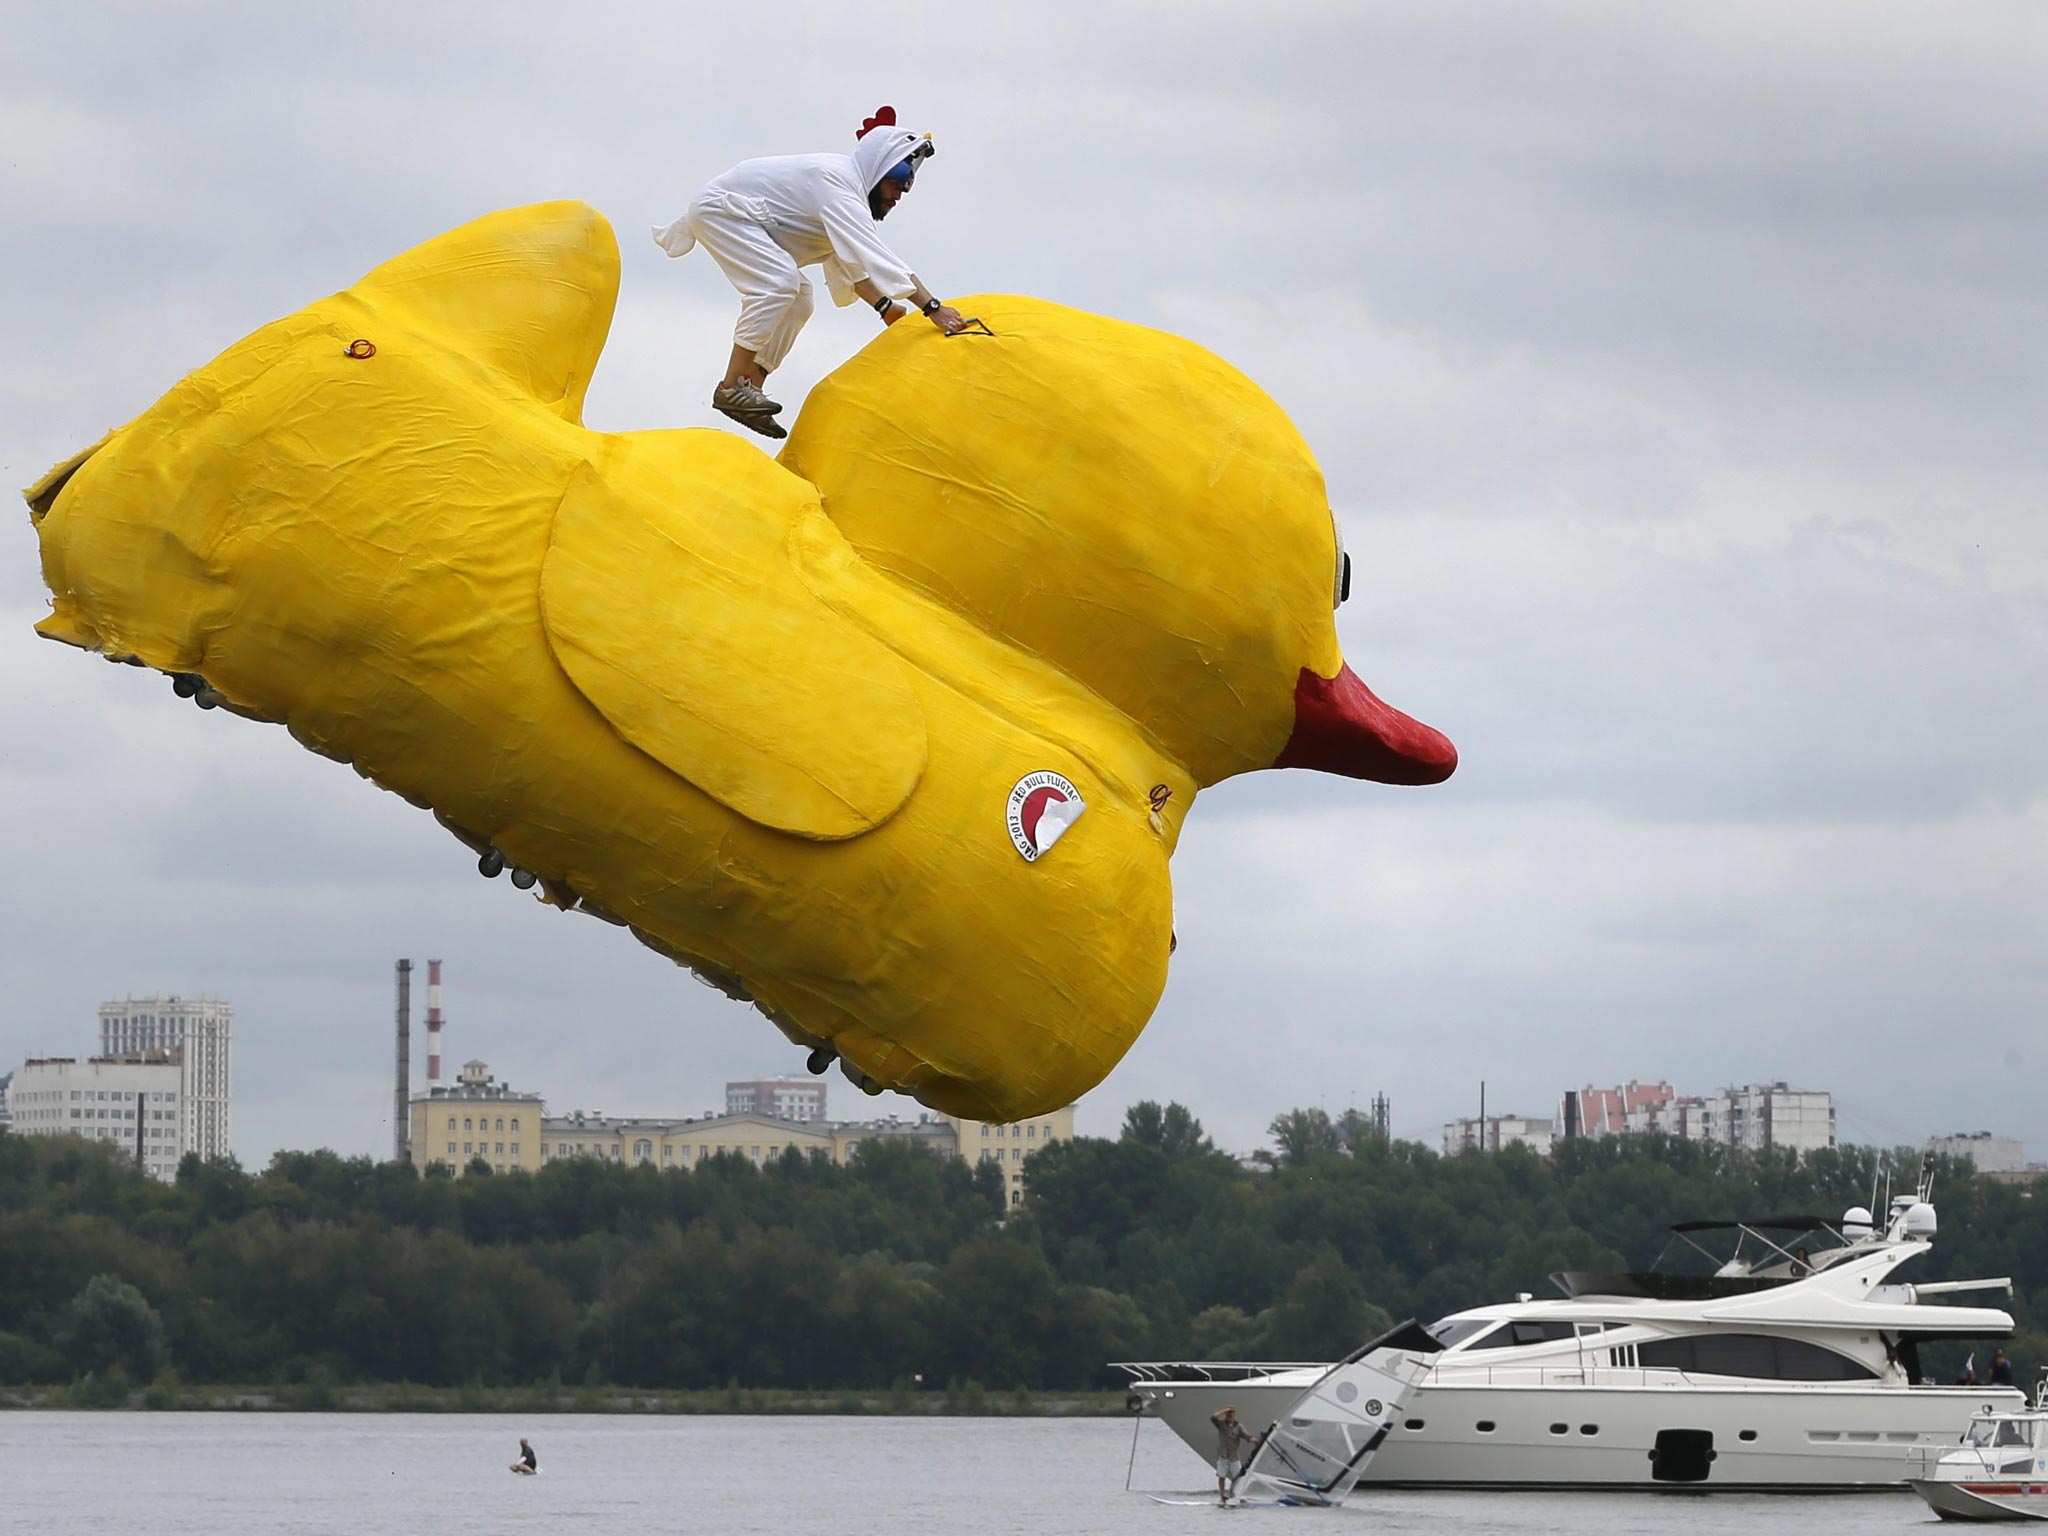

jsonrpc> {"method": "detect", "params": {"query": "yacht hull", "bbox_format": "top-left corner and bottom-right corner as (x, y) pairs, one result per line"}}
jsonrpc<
(1911, 1479), (2048, 1521)
(1143, 1377), (2025, 1490)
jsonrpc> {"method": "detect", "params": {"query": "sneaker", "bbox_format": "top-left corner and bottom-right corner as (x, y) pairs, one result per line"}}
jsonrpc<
(711, 380), (788, 440)
(716, 406), (787, 440)
(712, 379), (783, 415)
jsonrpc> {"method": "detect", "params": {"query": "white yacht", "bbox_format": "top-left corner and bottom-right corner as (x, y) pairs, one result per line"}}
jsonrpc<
(1119, 1172), (2024, 1490)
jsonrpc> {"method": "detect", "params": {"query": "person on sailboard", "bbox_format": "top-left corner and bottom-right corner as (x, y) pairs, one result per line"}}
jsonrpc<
(1211, 1405), (1260, 1505)
(510, 1437), (538, 1474)
(652, 105), (969, 440)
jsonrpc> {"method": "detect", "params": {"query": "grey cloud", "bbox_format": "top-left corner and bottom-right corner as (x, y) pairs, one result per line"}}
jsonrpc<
(3, 3), (2042, 1166)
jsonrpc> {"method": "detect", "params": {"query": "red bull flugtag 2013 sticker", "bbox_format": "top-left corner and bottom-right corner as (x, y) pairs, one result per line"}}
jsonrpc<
(1006, 771), (1085, 862)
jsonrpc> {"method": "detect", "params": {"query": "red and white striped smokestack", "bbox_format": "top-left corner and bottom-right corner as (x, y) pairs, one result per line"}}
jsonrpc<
(426, 958), (444, 1085)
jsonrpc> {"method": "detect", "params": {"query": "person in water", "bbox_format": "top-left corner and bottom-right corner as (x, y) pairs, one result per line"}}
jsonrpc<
(510, 1437), (537, 1474)
(1211, 1406), (1260, 1505)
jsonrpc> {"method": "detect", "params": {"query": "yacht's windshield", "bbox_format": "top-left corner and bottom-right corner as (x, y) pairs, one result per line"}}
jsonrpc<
(1994, 1420), (2034, 1449)
(1966, 1420), (1997, 1448)
(1427, 1318), (1500, 1350)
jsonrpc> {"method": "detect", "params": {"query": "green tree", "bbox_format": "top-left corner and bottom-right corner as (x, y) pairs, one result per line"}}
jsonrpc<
(64, 1274), (167, 1384)
(1123, 1101), (1217, 1161)
(1267, 1109), (1342, 1167)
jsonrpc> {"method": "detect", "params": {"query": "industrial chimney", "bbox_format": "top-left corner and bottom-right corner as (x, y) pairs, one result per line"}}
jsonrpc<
(427, 959), (444, 1085)
(394, 959), (413, 1163)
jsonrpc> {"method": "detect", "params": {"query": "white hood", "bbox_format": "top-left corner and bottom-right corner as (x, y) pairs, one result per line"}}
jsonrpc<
(850, 122), (931, 194)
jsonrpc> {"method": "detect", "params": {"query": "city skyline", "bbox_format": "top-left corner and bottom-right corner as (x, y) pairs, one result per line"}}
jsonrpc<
(5, 979), (2028, 1168)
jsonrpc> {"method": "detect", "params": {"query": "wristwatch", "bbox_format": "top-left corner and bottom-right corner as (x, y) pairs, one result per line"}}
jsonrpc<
(920, 296), (943, 316)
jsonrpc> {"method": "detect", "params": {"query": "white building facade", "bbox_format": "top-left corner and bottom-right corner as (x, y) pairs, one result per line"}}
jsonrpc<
(5, 1052), (188, 1181)
(1929, 1132), (2026, 1174)
(99, 996), (232, 1159)
(1443, 1114), (1556, 1158)
(723, 1076), (828, 1123)
(1692, 1082), (1835, 1153)
(1553, 1080), (1835, 1155)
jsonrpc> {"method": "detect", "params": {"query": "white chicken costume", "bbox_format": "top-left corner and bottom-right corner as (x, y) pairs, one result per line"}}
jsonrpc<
(654, 109), (931, 371)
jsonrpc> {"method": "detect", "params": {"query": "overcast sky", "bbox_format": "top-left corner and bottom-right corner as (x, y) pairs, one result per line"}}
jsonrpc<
(3, 3), (2042, 1167)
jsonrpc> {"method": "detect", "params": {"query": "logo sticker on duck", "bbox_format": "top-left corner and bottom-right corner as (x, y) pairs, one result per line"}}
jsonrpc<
(1006, 772), (1086, 863)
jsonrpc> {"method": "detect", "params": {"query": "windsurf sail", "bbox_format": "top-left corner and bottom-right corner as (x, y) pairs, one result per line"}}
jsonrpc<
(1235, 1319), (1437, 1507)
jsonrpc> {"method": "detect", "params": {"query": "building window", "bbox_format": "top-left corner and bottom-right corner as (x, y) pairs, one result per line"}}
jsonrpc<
(510, 1118), (519, 1132)
(981, 1125), (989, 1137)
(496, 1118), (504, 1132)
(463, 1142), (472, 1154)
(448, 1116), (456, 1130)
(1027, 1125), (1037, 1138)
(447, 1144), (456, 1156)
(464, 1118), (472, 1131)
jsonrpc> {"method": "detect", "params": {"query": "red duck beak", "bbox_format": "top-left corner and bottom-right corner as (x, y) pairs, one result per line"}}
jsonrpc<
(1274, 665), (1457, 785)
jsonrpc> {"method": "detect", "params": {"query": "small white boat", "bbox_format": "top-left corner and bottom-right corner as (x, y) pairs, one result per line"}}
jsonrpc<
(1910, 1374), (2048, 1521)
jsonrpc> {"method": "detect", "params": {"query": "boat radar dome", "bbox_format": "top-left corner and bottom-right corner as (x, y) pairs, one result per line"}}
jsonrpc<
(1901, 1201), (1937, 1238)
(1841, 1205), (1874, 1240)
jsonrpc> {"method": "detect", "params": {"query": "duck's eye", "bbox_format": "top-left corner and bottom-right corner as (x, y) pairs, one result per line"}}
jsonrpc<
(1331, 511), (1352, 608)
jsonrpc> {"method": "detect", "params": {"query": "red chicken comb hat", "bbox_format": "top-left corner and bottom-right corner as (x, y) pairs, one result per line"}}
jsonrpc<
(856, 105), (897, 139)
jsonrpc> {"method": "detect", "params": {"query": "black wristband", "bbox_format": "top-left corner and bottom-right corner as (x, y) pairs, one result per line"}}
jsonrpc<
(921, 296), (943, 315)
(873, 295), (893, 317)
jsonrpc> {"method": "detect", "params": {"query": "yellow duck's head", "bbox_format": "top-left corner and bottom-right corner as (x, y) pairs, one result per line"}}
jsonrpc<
(781, 297), (1457, 793)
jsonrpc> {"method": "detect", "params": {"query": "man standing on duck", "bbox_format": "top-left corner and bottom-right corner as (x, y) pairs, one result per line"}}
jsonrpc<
(654, 105), (969, 439)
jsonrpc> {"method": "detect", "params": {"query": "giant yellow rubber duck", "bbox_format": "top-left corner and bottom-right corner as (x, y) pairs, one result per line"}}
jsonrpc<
(26, 201), (1455, 1122)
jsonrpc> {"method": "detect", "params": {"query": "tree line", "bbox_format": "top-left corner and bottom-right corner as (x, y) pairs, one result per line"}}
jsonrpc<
(0, 1105), (2039, 1396)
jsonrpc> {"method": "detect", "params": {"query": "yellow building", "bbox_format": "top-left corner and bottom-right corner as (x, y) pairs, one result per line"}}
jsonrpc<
(411, 1063), (1076, 1207)
(408, 1059), (542, 1175)
(538, 1109), (835, 1170)
(939, 1106), (1078, 1209)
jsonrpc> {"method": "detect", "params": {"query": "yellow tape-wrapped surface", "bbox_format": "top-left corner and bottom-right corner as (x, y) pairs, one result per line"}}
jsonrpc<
(26, 201), (1453, 1121)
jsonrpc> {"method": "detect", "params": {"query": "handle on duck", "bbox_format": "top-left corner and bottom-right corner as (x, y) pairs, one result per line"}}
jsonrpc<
(947, 318), (995, 337)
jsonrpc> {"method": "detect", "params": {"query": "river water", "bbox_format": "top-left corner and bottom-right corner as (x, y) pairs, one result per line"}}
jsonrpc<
(0, 1411), (1947, 1534)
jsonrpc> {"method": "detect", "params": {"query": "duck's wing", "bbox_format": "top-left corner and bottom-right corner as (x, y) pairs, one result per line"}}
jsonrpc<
(540, 432), (927, 841)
